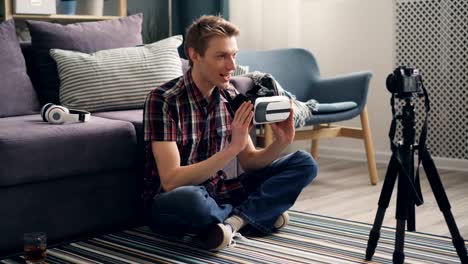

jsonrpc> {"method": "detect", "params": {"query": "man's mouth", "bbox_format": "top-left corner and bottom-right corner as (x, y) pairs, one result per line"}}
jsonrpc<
(220, 73), (232, 82)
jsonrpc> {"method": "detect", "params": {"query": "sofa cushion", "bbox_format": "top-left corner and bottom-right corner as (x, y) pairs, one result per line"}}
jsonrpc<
(0, 115), (137, 188)
(0, 19), (40, 117)
(94, 110), (144, 150)
(26, 13), (143, 105)
(49, 35), (183, 112)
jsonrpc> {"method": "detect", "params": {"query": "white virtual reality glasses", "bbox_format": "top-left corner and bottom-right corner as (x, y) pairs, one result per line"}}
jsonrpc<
(253, 96), (291, 124)
(41, 103), (91, 124)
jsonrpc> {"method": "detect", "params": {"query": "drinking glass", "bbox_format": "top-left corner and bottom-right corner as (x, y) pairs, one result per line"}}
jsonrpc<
(23, 232), (47, 264)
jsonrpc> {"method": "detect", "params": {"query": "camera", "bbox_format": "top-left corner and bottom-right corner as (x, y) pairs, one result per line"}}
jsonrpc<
(386, 66), (423, 95)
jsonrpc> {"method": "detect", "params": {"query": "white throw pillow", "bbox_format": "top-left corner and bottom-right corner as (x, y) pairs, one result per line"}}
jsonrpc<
(50, 35), (183, 112)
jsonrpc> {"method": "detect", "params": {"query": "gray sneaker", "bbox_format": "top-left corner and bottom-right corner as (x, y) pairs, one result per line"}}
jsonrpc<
(274, 212), (290, 230)
(204, 223), (233, 251)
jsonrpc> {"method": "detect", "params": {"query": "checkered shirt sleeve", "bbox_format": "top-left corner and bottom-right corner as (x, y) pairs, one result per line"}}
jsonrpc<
(143, 90), (177, 142)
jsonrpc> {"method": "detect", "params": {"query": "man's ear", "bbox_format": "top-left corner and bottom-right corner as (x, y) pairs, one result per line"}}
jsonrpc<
(188, 48), (199, 64)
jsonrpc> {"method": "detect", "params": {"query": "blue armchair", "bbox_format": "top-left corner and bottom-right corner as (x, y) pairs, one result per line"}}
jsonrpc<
(236, 48), (378, 185)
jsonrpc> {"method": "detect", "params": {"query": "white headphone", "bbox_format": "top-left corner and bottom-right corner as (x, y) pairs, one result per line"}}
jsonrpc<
(41, 103), (91, 124)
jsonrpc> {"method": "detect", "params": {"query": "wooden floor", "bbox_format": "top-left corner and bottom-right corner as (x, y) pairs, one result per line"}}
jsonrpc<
(293, 157), (468, 238)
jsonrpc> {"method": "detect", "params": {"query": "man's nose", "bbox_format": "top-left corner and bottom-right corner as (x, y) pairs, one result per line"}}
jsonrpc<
(226, 56), (236, 71)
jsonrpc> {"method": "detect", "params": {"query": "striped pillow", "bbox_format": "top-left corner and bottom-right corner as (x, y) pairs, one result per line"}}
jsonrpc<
(233, 64), (249, 76)
(50, 35), (183, 112)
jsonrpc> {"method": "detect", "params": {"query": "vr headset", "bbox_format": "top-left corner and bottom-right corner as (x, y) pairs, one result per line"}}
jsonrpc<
(228, 94), (291, 124)
(227, 74), (291, 124)
(41, 103), (91, 124)
(253, 96), (291, 124)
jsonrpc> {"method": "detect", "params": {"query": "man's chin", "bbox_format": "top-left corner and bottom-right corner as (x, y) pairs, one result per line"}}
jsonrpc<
(216, 81), (230, 89)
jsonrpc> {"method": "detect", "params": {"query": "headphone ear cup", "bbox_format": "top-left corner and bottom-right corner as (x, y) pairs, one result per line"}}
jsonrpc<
(47, 105), (69, 124)
(41, 103), (54, 122)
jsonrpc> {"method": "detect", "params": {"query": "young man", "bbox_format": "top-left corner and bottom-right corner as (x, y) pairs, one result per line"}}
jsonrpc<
(143, 15), (317, 251)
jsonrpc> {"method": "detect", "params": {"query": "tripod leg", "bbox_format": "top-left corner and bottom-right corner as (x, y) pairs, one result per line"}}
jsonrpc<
(393, 149), (411, 264)
(393, 157), (411, 264)
(393, 220), (406, 264)
(422, 152), (468, 263)
(407, 148), (416, 232)
(366, 155), (399, 261)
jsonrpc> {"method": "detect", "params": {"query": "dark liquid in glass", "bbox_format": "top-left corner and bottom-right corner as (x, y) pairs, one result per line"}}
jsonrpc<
(24, 246), (46, 262)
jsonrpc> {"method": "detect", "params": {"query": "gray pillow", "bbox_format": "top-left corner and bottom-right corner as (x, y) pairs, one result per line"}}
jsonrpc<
(50, 35), (183, 112)
(26, 13), (143, 105)
(0, 19), (39, 117)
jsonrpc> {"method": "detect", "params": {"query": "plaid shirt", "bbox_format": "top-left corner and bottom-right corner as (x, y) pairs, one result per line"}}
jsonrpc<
(143, 70), (244, 203)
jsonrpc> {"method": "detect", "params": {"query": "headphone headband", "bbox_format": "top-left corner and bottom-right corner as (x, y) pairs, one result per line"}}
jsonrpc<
(68, 109), (91, 122)
(41, 103), (91, 124)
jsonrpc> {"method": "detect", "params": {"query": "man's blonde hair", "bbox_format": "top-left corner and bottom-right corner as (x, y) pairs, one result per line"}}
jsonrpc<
(184, 15), (240, 67)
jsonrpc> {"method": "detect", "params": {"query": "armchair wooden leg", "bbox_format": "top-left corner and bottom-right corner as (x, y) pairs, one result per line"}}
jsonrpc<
(311, 140), (319, 160)
(360, 107), (379, 185)
(311, 125), (321, 159)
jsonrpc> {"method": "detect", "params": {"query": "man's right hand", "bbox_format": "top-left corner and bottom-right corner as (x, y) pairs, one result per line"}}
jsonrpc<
(229, 101), (254, 154)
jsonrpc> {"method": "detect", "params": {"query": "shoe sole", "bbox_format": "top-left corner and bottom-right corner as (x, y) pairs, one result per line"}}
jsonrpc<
(205, 224), (231, 251)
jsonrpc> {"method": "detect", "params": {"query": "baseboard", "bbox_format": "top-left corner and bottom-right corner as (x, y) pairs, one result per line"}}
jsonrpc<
(316, 146), (468, 172)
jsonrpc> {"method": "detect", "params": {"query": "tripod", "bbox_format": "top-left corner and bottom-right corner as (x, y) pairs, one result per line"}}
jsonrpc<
(365, 96), (468, 264)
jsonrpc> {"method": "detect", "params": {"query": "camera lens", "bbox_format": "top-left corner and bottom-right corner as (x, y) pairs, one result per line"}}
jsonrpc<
(386, 74), (397, 93)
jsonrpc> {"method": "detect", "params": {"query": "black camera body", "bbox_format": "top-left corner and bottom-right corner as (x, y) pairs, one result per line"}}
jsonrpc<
(386, 66), (423, 96)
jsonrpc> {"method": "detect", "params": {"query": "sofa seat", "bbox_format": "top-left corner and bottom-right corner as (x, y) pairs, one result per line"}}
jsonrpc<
(0, 114), (137, 188)
(94, 110), (143, 145)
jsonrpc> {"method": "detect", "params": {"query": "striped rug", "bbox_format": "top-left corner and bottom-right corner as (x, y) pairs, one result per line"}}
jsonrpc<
(2, 211), (465, 263)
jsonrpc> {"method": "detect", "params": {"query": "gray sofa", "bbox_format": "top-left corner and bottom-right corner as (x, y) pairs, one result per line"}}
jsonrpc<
(0, 45), (143, 256)
(0, 15), (158, 256)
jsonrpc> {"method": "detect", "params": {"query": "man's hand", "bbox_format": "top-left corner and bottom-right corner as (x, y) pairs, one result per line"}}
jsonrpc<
(230, 101), (253, 154)
(238, 101), (294, 172)
(270, 101), (295, 146)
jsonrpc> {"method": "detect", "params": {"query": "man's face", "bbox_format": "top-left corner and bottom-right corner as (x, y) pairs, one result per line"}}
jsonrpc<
(192, 36), (238, 89)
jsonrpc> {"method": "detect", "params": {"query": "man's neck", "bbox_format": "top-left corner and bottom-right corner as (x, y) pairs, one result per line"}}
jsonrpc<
(190, 67), (214, 102)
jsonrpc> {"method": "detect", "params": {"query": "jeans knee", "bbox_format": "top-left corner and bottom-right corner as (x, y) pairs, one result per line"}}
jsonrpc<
(153, 186), (209, 214)
(174, 186), (212, 211)
(150, 186), (233, 233)
(292, 150), (318, 184)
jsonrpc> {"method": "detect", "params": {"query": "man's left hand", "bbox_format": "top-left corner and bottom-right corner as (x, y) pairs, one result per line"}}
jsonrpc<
(270, 101), (295, 146)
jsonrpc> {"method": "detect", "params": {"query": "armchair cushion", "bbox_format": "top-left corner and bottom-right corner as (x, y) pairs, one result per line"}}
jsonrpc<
(313, 101), (358, 114)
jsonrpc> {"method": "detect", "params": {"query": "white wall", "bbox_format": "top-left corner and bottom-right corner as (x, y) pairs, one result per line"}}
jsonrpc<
(230, 0), (396, 162)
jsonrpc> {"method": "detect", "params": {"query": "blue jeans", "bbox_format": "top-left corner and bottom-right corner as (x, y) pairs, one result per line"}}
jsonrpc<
(148, 150), (318, 235)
